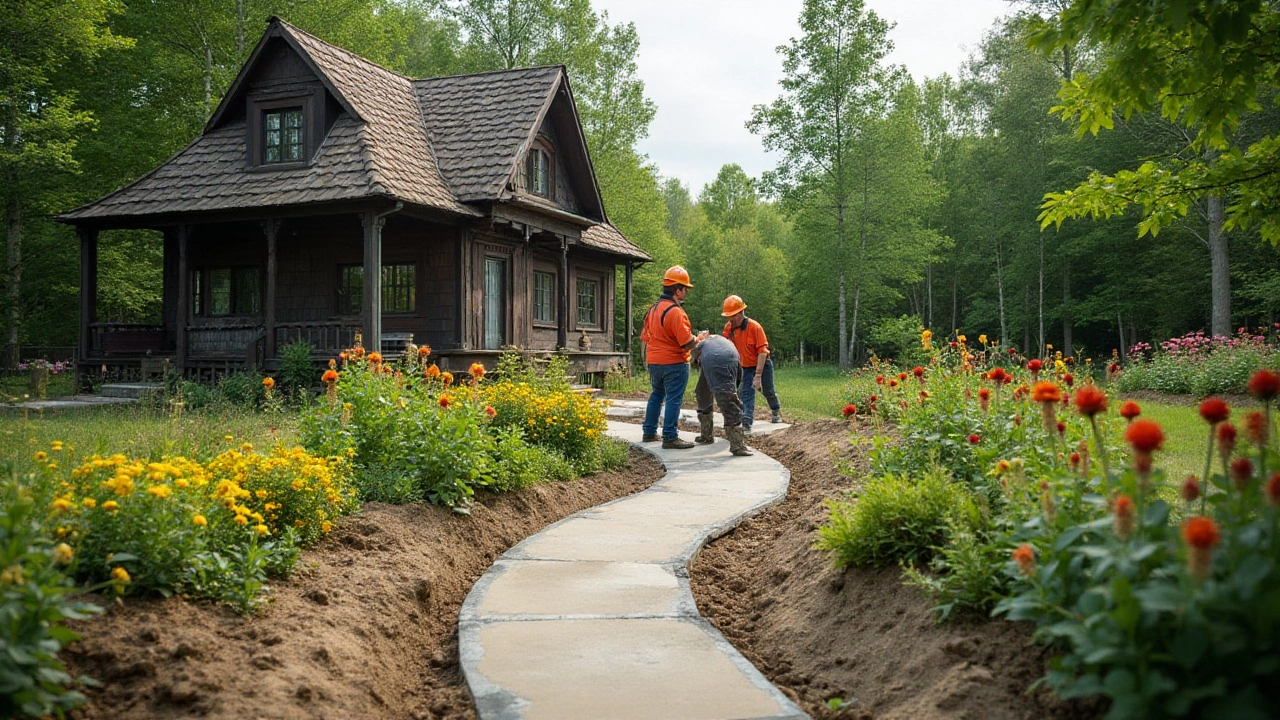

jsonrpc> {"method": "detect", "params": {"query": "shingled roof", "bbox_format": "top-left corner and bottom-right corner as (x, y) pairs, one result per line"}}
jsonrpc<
(59, 18), (647, 261)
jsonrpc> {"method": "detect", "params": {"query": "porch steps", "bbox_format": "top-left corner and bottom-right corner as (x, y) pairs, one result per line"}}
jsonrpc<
(99, 382), (164, 399)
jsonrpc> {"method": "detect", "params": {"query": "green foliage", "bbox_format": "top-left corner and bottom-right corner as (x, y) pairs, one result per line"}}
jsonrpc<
(867, 315), (930, 368)
(903, 521), (1008, 621)
(277, 340), (316, 395)
(488, 427), (576, 491)
(0, 475), (101, 719)
(1114, 335), (1280, 396)
(817, 465), (981, 568)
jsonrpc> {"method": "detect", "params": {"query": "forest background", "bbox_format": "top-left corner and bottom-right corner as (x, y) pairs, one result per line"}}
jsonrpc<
(5, 0), (1280, 370)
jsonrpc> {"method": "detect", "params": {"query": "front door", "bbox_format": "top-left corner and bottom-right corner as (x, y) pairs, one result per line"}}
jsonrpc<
(484, 257), (506, 350)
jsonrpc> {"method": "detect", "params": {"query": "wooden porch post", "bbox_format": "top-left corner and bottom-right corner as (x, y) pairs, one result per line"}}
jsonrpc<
(263, 219), (279, 359)
(176, 224), (190, 372)
(362, 210), (384, 354)
(557, 236), (570, 350)
(78, 226), (98, 362)
(624, 261), (634, 362)
(162, 228), (178, 351)
(455, 226), (467, 349)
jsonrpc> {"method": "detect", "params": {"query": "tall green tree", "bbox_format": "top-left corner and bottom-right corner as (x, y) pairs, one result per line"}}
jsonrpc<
(1, 0), (130, 364)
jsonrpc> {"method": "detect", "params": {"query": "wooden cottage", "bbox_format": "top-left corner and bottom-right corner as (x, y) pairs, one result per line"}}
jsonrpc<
(58, 17), (650, 383)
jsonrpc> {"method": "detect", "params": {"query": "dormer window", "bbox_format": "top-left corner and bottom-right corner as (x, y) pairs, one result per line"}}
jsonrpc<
(526, 142), (552, 198)
(264, 108), (304, 163)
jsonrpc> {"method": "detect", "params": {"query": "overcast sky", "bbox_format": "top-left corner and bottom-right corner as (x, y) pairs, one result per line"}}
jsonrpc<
(592, 0), (1011, 194)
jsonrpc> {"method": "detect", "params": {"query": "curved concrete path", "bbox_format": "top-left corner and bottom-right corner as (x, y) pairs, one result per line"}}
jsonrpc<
(459, 420), (809, 720)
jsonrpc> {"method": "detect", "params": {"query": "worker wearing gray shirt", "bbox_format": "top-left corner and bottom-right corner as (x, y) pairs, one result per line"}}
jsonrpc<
(690, 334), (752, 456)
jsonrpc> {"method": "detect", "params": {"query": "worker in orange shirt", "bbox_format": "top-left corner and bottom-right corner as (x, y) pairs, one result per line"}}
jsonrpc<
(722, 295), (782, 431)
(640, 266), (703, 449)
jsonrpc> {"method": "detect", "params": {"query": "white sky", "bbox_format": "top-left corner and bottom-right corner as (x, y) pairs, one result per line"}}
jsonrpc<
(592, 0), (1011, 194)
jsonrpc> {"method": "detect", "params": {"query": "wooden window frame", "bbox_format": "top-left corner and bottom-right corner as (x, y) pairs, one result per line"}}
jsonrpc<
(336, 262), (418, 316)
(194, 266), (261, 318)
(524, 137), (555, 200)
(532, 269), (557, 327)
(483, 255), (509, 350)
(575, 275), (600, 330)
(247, 92), (317, 169)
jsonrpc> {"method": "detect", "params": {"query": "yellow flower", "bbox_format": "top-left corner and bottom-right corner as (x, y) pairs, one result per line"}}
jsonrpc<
(957, 334), (967, 344)
(82, 497), (96, 509)
(103, 500), (119, 512)
(175, 479), (189, 489)
(1, 565), (25, 585)
(147, 485), (173, 499)
(225, 435), (234, 441)
(255, 524), (270, 536)
(34, 451), (47, 461)
(193, 514), (208, 527)
(321, 521), (333, 533)
(53, 543), (74, 564)
(111, 567), (131, 584)
(979, 334), (988, 345)
(51, 497), (73, 512)
(51, 441), (64, 451)
(233, 515), (248, 525)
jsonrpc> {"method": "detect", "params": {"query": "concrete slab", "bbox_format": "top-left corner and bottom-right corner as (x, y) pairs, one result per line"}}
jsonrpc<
(1, 395), (137, 413)
(468, 560), (689, 619)
(458, 419), (809, 720)
(467, 617), (805, 720)
(604, 399), (793, 436)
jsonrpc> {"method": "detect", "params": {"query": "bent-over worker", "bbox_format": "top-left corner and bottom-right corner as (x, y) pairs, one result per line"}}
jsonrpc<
(691, 334), (752, 456)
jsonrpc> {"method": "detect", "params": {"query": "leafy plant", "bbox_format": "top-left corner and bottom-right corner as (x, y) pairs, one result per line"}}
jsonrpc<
(277, 340), (316, 396)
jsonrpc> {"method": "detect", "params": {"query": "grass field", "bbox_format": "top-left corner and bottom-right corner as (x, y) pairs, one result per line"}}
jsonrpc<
(607, 362), (853, 422)
(1, 404), (299, 470)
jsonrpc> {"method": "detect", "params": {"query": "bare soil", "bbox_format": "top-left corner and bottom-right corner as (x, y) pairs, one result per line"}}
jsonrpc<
(61, 449), (663, 720)
(690, 420), (1103, 720)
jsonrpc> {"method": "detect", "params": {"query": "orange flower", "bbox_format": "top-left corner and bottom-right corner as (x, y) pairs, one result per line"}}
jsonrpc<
(262, 377), (275, 390)
(329, 358), (337, 370)
(368, 351), (383, 365)
(484, 405), (497, 419)
(842, 404), (857, 418)
(425, 364), (441, 378)
(1182, 516), (1220, 582)
(1125, 419), (1165, 454)
(1073, 385), (1108, 417)
(442, 371), (454, 387)
(912, 366), (925, 379)
(1012, 544), (1036, 577)
(978, 387), (991, 413)
(438, 395), (452, 409)
(322, 369), (339, 384)
(418, 344), (432, 358)
(469, 362), (486, 379)
(1113, 494), (1135, 539)
(1119, 400), (1141, 421)
(1031, 381), (1061, 404)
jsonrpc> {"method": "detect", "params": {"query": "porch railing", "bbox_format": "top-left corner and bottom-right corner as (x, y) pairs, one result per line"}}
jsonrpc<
(275, 321), (361, 355)
(89, 323), (167, 356)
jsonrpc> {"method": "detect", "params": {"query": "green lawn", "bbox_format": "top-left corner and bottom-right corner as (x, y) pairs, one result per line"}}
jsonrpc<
(1, 404), (299, 469)
(1138, 402), (1207, 483)
(606, 362), (852, 422)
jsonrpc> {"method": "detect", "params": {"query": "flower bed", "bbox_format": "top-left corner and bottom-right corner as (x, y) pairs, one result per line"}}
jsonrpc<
(825, 336), (1280, 717)
(1116, 328), (1280, 396)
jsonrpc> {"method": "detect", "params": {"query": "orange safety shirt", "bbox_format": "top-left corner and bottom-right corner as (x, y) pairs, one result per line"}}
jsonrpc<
(723, 317), (770, 369)
(641, 295), (694, 364)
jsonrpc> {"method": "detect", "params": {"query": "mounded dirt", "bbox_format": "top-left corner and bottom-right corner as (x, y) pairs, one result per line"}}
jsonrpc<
(61, 448), (663, 720)
(690, 420), (1103, 720)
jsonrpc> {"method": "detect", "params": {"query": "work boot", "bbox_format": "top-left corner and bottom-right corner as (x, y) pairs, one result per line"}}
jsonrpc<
(642, 434), (659, 442)
(726, 426), (754, 456)
(662, 437), (695, 450)
(694, 413), (716, 444)
(770, 410), (783, 424)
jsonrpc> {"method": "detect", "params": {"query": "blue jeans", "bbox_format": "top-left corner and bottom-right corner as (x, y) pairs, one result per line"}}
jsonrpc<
(643, 363), (689, 440)
(739, 358), (780, 428)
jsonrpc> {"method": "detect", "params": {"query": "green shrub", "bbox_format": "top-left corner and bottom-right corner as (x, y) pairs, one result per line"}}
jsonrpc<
(277, 340), (316, 395)
(0, 475), (101, 719)
(902, 521), (1008, 621)
(817, 465), (981, 568)
(489, 428), (576, 491)
(867, 314), (930, 368)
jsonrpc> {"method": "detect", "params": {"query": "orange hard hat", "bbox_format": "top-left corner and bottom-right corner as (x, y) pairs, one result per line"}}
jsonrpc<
(721, 295), (747, 316)
(662, 265), (693, 287)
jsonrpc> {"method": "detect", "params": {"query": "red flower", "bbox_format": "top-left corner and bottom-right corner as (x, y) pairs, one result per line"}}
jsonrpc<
(1198, 397), (1230, 424)
(321, 369), (339, 384)
(1108, 362), (1121, 374)
(986, 367), (1008, 384)
(898, 372), (908, 381)
(438, 395), (452, 409)
(1182, 516), (1221, 550)
(889, 379), (898, 388)
(950, 341), (958, 349)
(978, 388), (991, 401)
(842, 404), (857, 418)
(485, 405), (497, 418)
(1247, 369), (1280, 400)
(1114, 494), (1135, 539)
(1012, 544), (1036, 577)
(1056, 421), (1066, 435)
(1027, 359), (1043, 375)
(1069, 452), (1081, 468)
(876, 374), (885, 384)
(912, 366), (925, 379)
(1073, 385), (1108, 417)
(1181, 476), (1201, 503)
(1007, 347), (1017, 355)
(1230, 457), (1253, 489)
(1243, 411), (1268, 446)
(1120, 400), (1141, 421)
(1217, 422), (1237, 455)
(1063, 373), (1074, 387)
(920, 391), (929, 400)
(1031, 381), (1061, 404)
(869, 395), (878, 402)
(968, 434), (980, 444)
(1125, 419), (1165, 454)
(1266, 472), (1280, 509)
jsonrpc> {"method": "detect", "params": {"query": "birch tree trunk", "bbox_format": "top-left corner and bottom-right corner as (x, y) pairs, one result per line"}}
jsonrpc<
(838, 270), (847, 369)
(1038, 235), (1045, 356)
(236, 0), (246, 55)
(6, 193), (21, 369)
(996, 236), (1007, 346)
